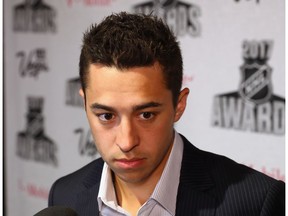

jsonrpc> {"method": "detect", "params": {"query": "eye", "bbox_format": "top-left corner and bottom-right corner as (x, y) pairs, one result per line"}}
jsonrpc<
(97, 113), (115, 122)
(139, 112), (154, 120)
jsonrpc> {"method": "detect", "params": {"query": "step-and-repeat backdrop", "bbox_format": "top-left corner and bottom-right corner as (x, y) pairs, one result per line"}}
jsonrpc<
(4, 0), (285, 215)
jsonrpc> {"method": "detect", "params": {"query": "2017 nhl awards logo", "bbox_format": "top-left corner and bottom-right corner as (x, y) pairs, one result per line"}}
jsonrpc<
(17, 97), (58, 166)
(212, 40), (285, 135)
(133, 0), (201, 37)
(13, 0), (56, 33)
(239, 59), (272, 105)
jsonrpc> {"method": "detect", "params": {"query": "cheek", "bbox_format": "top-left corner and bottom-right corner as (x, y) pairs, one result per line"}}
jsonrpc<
(153, 115), (175, 135)
(91, 129), (115, 161)
(142, 122), (174, 149)
(87, 116), (114, 154)
(86, 112), (106, 137)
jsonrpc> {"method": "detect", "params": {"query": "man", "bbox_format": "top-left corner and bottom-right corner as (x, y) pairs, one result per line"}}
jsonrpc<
(49, 12), (285, 216)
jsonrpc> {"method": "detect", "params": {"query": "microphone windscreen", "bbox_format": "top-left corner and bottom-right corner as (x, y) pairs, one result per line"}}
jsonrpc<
(33, 206), (78, 216)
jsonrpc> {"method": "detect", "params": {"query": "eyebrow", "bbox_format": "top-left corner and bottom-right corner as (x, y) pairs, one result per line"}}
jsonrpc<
(133, 102), (163, 111)
(90, 102), (163, 112)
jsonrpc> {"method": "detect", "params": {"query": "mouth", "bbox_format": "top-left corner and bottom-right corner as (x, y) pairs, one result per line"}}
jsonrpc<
(114, 158), (145, 169)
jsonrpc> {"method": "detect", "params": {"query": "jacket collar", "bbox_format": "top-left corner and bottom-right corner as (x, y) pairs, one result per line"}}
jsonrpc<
(176, 135), (216, 216)
(178, 135), (215, 189)
(75, 158), (103, 216)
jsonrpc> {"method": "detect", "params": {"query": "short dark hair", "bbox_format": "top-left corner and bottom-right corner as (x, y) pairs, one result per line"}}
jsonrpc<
(79, 12), (183, 106)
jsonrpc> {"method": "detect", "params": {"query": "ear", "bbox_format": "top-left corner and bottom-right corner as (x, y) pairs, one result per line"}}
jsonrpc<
(174, 88), (189, 122)
(79, 88), (86, 109)
(79, 88), (84, 98)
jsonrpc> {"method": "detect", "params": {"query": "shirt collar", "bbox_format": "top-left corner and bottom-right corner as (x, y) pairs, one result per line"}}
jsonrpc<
(149, 132), (183, 215)
(97, 162), (118, 211)
(97, 131), (184, 215)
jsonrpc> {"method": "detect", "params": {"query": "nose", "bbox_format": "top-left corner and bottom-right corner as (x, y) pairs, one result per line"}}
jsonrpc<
(116, 118), (139, 152)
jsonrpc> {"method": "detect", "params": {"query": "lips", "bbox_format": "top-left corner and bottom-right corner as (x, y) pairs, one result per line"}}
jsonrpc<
(114, 158), (145, 169)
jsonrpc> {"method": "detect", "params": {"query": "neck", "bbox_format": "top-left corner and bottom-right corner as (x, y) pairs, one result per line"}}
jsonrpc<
(112, 138), (174, 215)
(113, 174), (158, 216)
(113, 172), (158, 205)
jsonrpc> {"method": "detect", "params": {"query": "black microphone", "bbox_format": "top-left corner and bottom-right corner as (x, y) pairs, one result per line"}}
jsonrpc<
(33, 206), (78, 216)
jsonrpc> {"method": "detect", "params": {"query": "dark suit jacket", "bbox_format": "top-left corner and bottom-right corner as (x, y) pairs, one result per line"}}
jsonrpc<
(49, 135), (285, 216)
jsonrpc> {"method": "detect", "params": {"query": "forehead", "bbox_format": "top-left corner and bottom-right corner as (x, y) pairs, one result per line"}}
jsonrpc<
(86, 62), (167, 91)
(85, 62), (173, 106)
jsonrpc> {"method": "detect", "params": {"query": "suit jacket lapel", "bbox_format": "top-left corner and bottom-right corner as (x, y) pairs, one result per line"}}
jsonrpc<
(176, 135), (216, 216)
(75, 159), (104, 216)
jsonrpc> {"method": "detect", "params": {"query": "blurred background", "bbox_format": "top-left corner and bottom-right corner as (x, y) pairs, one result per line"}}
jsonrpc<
(3, 0), (285, 215)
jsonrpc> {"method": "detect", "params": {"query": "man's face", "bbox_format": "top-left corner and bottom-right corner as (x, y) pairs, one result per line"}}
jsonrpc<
(80, 62), (188, 185)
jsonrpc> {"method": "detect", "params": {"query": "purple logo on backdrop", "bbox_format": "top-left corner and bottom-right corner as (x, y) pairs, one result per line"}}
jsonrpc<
(211, 40), (285, 135)
(17, 97), (58, 166)
(13, 0), (56, 33)
(133, 0), (201, 37)
(18, 179), (49, 200)
(16, 48), (48, 78)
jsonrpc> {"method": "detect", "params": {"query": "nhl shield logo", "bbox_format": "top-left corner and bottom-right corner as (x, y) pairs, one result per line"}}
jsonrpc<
(239, 63), (272, 104)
